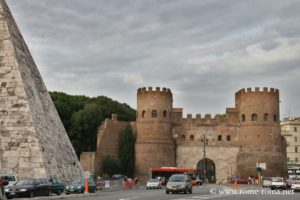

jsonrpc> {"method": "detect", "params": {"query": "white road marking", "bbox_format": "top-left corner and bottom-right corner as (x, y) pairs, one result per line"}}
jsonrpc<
(119, 197), (139, 200)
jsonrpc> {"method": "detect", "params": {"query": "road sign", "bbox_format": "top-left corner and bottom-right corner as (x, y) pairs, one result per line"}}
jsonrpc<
(83, 171), (91, 179)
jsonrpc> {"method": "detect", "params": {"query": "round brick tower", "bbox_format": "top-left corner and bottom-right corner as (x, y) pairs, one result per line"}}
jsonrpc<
(135, 87), (176, 180)
(235, 87), (287, 177)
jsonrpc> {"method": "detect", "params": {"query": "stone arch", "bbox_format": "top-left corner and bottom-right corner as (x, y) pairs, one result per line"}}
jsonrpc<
(190, 135), (194, 141)
(151, 110), (157, 118)
(264, 113), (268, 121)
(163, 110), (167, 118)
(196, 158), (216, 183)
(181, 135), (185, 141)
(251, 113), (257, 121)
(218, 135), (222, 141)
(142, 110), (146, 118)
(241, 114), (246, 122)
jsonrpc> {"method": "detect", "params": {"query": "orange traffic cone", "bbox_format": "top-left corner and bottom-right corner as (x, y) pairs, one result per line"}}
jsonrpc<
(234, 179), (238, 189)
(84, 179), (89, 193)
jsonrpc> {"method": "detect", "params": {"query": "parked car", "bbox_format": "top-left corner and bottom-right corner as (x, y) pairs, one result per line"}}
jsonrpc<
(286, 178), (294, 188)
(270, 177), (287, 190)
(262, 177), (272, 188)
(146, 179), (161, 189)
(291, 181), (300, 191)
(0, 174), (17, 187)
(65, 177), (96, 194)
(50, 178), (65, 195)
(166, 174), (192, 194)
(4, 178), (51, 199)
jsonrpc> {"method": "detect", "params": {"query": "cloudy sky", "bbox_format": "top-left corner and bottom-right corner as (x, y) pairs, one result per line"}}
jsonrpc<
(7, 0), (300, 118)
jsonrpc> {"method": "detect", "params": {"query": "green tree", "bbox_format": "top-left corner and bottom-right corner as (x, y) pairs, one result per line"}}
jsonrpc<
(49, 91), (136, 157)
(102, 155), (121, 176)
(119, 125), (135, 177)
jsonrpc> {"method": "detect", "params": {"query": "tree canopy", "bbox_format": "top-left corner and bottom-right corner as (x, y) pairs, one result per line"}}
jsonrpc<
(49, 91), (136, 157)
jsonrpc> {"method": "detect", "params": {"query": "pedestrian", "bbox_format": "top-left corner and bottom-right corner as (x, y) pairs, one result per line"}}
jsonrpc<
(248, 176), (251, 184)
(134, 177), (138, 188)
(0, 178), (8, 200)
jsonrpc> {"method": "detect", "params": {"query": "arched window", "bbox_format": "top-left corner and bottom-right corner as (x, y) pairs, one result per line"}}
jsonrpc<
(181, 135), (185, 141)
(142, 110), (146, 118)
(152, 110), (158, 118)
(218, 135), (222, 141)
(227, 135), (231, 141)
(264, 113), (268, 121)
(163, 110), (167, 118)
(241, 114), (246, 122)
(252, 113), (257, 121)
(273, 114), (277, 122)
(190, 135), (194, 141)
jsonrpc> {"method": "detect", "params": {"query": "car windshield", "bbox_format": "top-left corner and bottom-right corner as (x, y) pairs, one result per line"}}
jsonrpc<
(15, 179), (35, 186)
(272, 178), (283, 182)
(169, 176), (185, 182)
(149, 179), (159, 182)
(71, 178), (84, 185)
(0, 176), (16, 181)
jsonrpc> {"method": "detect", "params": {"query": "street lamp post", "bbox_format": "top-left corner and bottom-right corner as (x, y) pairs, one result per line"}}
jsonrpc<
(203, 133), (206, 183)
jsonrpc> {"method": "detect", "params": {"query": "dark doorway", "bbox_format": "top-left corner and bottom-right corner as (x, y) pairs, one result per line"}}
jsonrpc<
(196, 158), (216, 183)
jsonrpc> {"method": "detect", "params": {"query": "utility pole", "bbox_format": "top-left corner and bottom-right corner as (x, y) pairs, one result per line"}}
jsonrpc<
(203, 133), (206, 183)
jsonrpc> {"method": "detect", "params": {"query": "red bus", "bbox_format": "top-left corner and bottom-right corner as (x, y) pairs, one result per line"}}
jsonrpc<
(149, 167), (200, 185)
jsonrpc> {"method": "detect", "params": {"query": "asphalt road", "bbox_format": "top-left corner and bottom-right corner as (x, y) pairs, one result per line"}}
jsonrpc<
(14, 184), (300, 200)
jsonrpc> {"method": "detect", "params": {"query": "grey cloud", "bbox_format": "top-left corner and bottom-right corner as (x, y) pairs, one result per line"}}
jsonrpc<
(7, 0), (300, 117)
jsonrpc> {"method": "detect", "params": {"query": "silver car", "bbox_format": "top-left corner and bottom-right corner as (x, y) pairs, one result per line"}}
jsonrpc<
(166, 174), (192, 194)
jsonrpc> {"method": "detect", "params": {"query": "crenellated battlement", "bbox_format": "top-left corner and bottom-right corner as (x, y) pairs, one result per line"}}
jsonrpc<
(182, 113), (226, 125)
(235, 87), (279, 96)
(137, 86), (172, 94)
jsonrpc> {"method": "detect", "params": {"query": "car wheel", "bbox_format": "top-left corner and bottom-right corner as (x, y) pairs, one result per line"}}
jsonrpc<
(57, 190), (61, 195)
(166, 190), (169, 194)
(29, 191), (34, 198)
(189, 189), (192, 194)
(184, 189), (187, 194)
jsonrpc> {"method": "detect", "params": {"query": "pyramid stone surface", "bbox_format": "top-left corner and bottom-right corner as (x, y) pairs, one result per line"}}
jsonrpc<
(0, 0), (83, 181)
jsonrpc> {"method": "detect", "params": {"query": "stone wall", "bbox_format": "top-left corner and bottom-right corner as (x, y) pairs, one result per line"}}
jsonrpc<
(80, 115), (135, 176)
(0, 0), (83, 182)
(176, 145), (240, 183)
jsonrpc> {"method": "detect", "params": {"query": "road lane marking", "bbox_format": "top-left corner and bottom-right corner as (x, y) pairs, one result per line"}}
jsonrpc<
(119, 197), (139, 200)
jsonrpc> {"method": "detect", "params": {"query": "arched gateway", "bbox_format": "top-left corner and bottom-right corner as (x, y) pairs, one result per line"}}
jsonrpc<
(196, 158), (216, 183)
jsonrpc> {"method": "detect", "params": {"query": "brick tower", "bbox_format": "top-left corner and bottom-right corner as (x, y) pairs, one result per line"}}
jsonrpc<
(135, 87), (176, 180)
(235, 87), (287, 177)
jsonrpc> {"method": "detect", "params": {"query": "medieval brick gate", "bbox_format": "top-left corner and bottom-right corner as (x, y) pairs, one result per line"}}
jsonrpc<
(197, 158), (216, 183)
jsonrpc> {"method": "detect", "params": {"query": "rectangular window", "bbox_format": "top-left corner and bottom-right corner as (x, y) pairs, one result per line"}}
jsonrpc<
(287, 157), (290, 162)
(296, 147), (298, 153)
(295, 127), (298, 132)
(296, 157), (298, 163)
(295, 137), (298, 142)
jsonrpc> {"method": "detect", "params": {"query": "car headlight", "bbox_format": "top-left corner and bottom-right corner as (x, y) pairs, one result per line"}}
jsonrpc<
(19, 189), (28, 192)
(66, 186), (69, 189)
(77, 186), (82, 189)
(4, 189), (9, 192)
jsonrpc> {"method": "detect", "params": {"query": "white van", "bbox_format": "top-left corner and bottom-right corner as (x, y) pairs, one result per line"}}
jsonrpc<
(0, 174), (17, 187)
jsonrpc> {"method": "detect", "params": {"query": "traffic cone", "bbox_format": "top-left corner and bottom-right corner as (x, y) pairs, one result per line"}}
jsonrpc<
(234, 179), (238, 189)
(84, 179), (89, 193)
